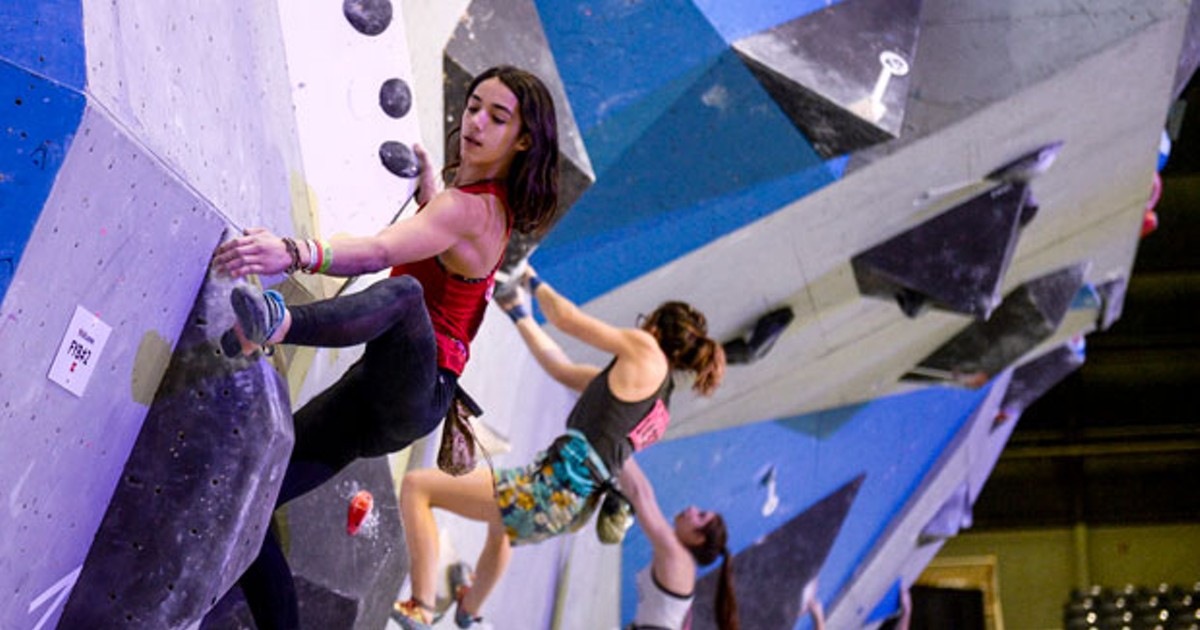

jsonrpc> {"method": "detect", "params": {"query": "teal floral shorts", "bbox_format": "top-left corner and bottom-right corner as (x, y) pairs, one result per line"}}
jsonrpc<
(493, 430), (608, 546)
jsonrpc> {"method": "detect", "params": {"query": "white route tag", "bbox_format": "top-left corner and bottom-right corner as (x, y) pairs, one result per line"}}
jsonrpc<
(47, 305), (112, 397)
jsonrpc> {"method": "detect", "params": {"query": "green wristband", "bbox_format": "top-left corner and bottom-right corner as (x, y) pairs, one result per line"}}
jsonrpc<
(317, 240), (333, 274)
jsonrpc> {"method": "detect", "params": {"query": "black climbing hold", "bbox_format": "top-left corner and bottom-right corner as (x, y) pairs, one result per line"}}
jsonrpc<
(379, 78), (412, 119)
(723, 306), (795, 365)
(343, 0), (392, 36)
(379, 141), (418, 178)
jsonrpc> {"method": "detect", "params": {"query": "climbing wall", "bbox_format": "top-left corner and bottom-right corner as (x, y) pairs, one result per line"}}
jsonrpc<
(0, 1), (421, 628)
(1, 0), (1191, 628)
(395, 1), (1188, 628)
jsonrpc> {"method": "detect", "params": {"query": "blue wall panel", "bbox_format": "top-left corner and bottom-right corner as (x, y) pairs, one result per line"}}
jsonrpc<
(577, 59), (716, 177)
(692, 0), (838, 43)
(0, 60), (85, 304)
(620, 385), (989, 627)
(534, 51), (837, 304)
(0, 0), (86, 89)
(533, 0), (727, 136)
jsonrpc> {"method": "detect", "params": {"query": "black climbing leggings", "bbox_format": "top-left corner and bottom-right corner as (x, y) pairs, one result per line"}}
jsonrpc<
(236, 275), (457, 630)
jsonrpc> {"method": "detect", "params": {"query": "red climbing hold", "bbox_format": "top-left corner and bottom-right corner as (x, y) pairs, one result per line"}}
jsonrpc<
(1142, 209), (1159, 238)
(347, 490), (373, 535)
(1142, 172), (1161, 238)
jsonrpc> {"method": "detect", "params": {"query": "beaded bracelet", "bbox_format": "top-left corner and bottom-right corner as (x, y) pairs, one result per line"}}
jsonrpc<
(282, 237), (302, 274)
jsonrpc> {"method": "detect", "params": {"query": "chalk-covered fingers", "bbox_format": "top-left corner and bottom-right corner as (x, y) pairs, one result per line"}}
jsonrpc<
(212, 228), (290, 278)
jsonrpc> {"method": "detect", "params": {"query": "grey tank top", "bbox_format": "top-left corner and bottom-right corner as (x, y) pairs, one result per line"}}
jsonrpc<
(565, 359), (674, 472)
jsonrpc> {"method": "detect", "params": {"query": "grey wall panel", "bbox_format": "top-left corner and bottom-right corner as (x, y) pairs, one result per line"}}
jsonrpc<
(285, 457), (406, 630)
(80, 0), (305, 231)
(851, 0), (1180, 167)
(0, 104), (226, 630)
(201, 459), (405, 630)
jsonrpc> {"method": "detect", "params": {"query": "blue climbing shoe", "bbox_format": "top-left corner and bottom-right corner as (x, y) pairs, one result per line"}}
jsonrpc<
(230, 284), (286, 348)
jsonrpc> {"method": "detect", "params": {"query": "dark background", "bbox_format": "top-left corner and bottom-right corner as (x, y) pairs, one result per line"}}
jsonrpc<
(973, 75), (1200, 529)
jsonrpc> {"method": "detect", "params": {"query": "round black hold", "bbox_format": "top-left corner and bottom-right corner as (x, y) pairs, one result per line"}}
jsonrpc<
(343, 0), (392, 36)
(379, 141), (419, 178)
(379, 78), (412, 118)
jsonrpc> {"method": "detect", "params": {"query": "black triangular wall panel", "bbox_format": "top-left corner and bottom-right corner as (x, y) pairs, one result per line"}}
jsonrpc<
(690, 475), (865, 630)
(733, 0), (923, 158)
(1000, 343), (1085, 415)
(910, 264), (1088, 381)
(852, 183), (1030, 319)
(1094, 275), (1129, 331)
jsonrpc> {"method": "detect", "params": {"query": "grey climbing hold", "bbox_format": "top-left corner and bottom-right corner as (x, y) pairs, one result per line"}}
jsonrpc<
(379, 140), (418, 178)
(379, 78), (412, 119)
(343, 0), (393, 36)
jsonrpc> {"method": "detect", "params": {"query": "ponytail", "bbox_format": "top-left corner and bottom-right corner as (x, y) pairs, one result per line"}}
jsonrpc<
(688, 338), (725, 396)
(715, 548), (739, 630)
(687, 514), (739, 629)
(641, 301), (726, 395)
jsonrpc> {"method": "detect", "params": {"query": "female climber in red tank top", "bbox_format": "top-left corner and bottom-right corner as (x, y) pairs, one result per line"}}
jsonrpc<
(209, 66), (560, 630)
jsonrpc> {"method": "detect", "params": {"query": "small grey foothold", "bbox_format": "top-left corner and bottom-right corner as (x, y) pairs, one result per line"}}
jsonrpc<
(379, 141), (418, 178)
(343, 0), (393, 36)
(379, 78), (412, 119)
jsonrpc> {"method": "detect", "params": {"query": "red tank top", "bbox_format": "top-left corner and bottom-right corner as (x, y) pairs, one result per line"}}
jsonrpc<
(389, 180), (511, 375)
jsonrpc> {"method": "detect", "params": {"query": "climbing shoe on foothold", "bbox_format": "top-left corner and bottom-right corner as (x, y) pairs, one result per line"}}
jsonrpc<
(449, 562), (483, 628)
(230, 284), (286, 347)
(391, 599), (434, 630)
